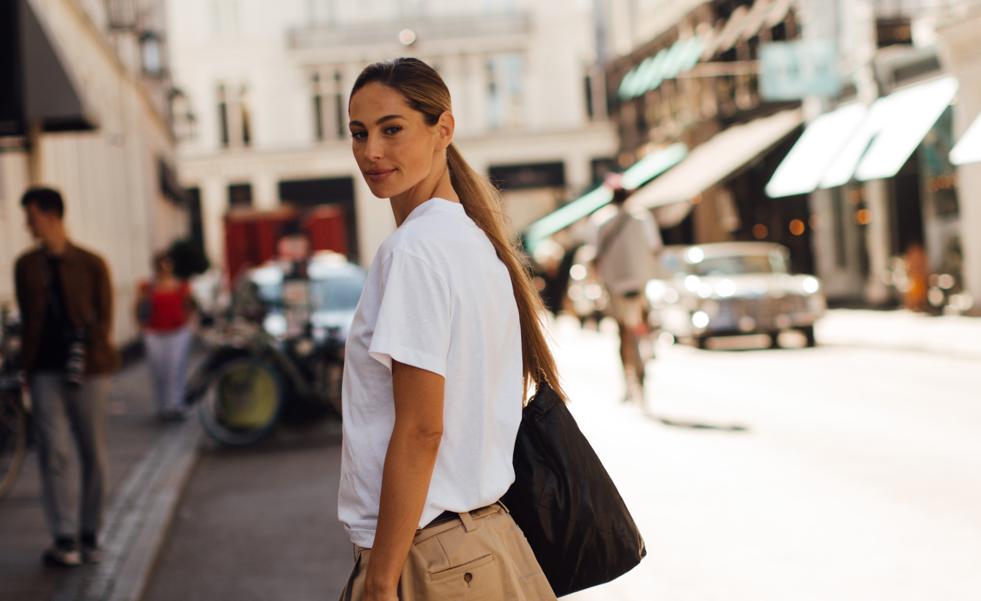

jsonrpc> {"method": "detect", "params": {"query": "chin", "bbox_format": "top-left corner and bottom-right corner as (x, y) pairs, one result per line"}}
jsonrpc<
(365, 180), (408, 200)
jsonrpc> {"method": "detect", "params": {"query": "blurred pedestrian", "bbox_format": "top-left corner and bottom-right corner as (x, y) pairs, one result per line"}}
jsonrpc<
(903, 242), (928, 312)
(14, 187), (119, 567)
(136, 251), (196, 420)
(338, 58), (560, 601)
(594, 181), (662, 404)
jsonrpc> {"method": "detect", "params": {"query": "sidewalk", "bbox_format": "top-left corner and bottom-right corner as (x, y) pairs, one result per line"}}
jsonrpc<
(816, 308), (981, 359)
(0, 358), (199, 601)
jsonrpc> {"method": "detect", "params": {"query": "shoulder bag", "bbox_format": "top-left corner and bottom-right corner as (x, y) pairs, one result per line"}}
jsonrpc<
(502, 383), (646, 596)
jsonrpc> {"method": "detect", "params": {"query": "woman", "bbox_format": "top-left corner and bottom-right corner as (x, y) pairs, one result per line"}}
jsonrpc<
(338, 58), (564, 600)
(136, 252), (195, 420)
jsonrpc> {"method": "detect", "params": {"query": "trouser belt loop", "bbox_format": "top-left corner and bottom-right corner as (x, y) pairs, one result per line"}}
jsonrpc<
(457, 510), (478, 532)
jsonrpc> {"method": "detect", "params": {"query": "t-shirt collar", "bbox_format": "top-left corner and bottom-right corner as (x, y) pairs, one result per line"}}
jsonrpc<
(402, 197), (463, 224)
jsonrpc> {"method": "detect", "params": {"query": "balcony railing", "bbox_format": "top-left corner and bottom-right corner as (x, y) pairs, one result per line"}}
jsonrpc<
(287, 10), (530, 49)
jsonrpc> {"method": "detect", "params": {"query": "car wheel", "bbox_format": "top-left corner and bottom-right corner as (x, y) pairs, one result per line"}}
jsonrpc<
(768, 331), (781, 349)
(695, 335), (709, 350)
(800, 325), (817, 347)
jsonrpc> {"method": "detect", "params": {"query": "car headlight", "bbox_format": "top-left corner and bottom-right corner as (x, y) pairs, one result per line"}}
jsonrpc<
(802, 276), (821, 295)
(691, 311), (710, 329)
(262, 314), (288, 338)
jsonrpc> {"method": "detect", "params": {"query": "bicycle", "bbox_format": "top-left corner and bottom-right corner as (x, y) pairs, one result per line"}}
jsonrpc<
(0, 307), (28, 500)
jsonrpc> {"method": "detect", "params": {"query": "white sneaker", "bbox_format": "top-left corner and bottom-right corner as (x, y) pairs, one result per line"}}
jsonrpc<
(42, 545), (81, 567)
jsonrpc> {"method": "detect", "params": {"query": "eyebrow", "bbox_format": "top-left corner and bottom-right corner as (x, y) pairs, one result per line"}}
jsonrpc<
(349, 114), (405, 128)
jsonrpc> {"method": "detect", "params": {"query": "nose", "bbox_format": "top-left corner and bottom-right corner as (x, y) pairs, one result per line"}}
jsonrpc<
(363, 134), (384, 162)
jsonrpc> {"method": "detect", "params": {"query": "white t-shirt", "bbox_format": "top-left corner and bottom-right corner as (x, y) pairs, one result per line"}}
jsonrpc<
(595, 206), (663, 295)
(337, 198), (523, 548)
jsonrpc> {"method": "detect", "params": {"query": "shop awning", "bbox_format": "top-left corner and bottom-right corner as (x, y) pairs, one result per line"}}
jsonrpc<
(819, 77), (956, 187)
(631, 109), (802, 209)
(18, 0), (97, 131)
(618, 36), (704, 100)
(854, 77), (957, 181)
(765, 103), (867, 198)
(951, 112), (981, 166)
(523, 143), (687, 253)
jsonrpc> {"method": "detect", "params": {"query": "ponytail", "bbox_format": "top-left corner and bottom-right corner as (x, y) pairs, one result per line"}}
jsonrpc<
(446, 145), (565, 400)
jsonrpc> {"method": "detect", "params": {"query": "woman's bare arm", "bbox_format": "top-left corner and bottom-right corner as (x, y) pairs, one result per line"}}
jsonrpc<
(364, 359), (445, 600)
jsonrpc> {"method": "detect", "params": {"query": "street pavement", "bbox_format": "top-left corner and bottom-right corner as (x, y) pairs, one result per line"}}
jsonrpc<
(559, 313), (981, 601)
(0, 358), (197, 601)
(4, 309), (979, 601)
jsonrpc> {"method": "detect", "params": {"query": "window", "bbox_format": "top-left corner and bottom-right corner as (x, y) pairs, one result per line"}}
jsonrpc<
(486, 58), (502, 129)
(312, 74), (325, 141)
(485, 53), (524, 130)
(217, 84), (230, 147)
(240, 87), (252, 146)
(333, 71), (345, 139)
(217, 82), (252, 148)
(312, 70), (347, 141)
(228, 183), (253, 208)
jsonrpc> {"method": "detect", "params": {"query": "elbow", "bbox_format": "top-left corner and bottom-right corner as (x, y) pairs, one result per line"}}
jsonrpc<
(399, 422), (443, 451)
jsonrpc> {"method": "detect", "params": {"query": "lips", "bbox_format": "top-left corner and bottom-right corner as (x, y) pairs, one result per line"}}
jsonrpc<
(365, 168), (396, 183)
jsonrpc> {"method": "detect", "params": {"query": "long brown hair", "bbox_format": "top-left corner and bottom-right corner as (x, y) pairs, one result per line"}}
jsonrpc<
(351, 57), (564, 400)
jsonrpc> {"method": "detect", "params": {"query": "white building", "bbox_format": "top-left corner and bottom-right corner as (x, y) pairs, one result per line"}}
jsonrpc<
(767, 0), (975, 309)
(937, 8), (981, 315)
(0, 0), (187, 344)
(165, 0), (617, 270)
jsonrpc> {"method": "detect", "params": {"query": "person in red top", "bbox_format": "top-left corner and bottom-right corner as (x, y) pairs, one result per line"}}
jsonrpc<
(135, 252), (195, 420)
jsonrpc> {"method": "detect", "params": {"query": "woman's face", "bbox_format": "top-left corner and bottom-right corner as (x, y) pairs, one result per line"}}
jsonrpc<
(156, 258), (174, 276)
(348, 82), (450, 200)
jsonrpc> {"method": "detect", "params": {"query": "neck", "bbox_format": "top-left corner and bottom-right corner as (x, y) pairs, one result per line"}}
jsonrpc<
(390, 159), (459, 226)
(43, 229), (69, 255)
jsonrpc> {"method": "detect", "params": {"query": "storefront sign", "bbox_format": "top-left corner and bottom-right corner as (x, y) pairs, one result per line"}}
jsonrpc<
(760, 40), (840, 100)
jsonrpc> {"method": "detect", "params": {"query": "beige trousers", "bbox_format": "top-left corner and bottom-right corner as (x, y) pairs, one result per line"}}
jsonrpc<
(339, 503), (556, 601)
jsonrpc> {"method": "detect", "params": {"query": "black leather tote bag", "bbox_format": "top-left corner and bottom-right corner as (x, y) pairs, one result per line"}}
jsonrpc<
(501, 383), (646, 597)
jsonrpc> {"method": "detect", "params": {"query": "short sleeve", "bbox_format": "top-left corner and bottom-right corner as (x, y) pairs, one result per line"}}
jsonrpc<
(368, 251), (452, 376)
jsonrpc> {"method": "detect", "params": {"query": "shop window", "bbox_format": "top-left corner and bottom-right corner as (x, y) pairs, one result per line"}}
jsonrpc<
(228, 183), (253, 208)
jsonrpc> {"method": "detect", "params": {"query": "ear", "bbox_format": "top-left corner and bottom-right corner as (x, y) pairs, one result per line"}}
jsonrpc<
(435, 111), (455, 151)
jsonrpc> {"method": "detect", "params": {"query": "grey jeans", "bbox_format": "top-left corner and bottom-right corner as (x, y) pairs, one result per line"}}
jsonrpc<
(29, 372), (109, 542)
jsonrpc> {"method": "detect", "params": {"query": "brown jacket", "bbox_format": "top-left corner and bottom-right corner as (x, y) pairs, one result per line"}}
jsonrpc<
(14, 243), (121, 375)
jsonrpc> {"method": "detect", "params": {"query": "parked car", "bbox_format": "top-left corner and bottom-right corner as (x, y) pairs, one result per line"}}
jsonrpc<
(646, 242), (826, 349)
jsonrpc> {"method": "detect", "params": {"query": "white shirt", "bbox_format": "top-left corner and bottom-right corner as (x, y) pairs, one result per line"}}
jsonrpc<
(338, 198), (523, 548)
(595, 205), (663, 295)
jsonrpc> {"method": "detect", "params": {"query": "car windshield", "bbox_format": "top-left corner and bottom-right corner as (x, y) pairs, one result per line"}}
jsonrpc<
(309, 273), (365, 311)
(686, 252), (788, 276)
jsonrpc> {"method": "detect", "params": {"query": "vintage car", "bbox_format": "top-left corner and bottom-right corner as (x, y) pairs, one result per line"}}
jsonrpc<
(646, 242), (826, 349)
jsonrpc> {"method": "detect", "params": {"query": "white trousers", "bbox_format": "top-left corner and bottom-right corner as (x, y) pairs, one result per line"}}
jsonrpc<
(143, 325), (193, 413)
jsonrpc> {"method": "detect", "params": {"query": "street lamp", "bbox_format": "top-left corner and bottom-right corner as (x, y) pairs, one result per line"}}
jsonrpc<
(140, 30), (165, 78)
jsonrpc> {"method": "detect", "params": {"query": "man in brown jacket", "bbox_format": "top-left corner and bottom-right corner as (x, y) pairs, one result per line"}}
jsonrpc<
(14, 187), (119, 567)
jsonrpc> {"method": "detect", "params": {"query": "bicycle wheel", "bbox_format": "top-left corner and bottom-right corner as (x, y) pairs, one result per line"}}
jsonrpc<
(199, 358), (282, 447)
(0, 392), (27, 500)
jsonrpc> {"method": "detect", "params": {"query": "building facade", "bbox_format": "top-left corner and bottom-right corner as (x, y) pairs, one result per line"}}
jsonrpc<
(594, 0), (978, 311)
(0, 0), (187, 344)
(598, 0), (807, 263)
(775, 0), (975, 308)
(166, 0), (618, 273)
(937, 8), (981, 314)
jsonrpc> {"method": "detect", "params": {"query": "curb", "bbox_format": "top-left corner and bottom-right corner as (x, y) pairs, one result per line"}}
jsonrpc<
(56, 418), (201, 601)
